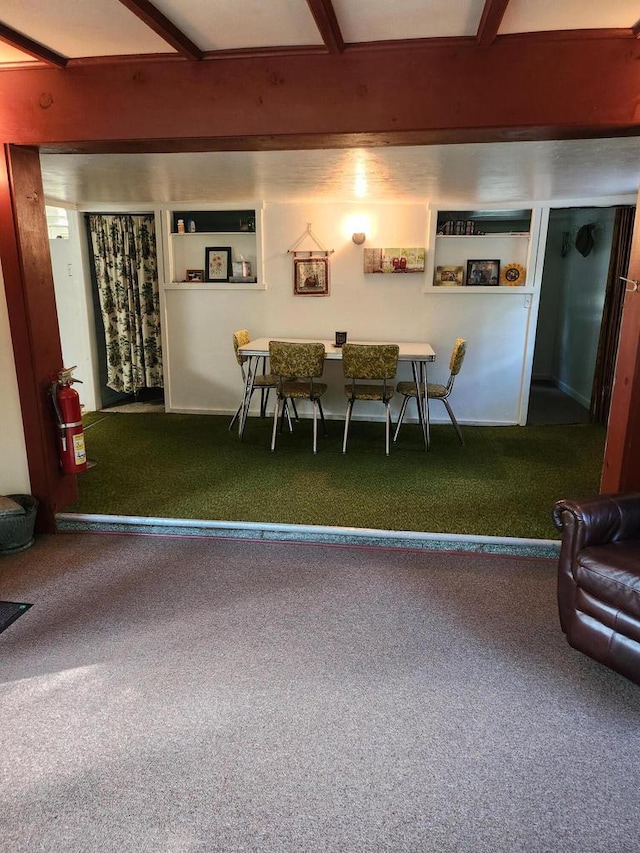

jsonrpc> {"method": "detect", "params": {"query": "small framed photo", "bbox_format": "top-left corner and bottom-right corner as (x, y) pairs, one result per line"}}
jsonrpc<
(205, 247), (232, 282)
(186, 269), (204, 282)
(293, 256), (330, 296)
(466, 259), (500, 286)
(434, 265), (464, 286)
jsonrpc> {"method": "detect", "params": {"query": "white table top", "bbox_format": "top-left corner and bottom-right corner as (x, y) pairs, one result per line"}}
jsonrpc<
(239, 337), (436, 362)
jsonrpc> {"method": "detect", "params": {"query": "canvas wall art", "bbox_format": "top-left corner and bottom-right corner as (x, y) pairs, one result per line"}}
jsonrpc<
(363, 248), (425, 274)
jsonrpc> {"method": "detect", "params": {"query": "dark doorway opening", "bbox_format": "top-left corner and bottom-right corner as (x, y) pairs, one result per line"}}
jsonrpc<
(527, 206), (620, 425)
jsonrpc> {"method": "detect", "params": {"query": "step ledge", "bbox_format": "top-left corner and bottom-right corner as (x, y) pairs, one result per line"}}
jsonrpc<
(56, 513), (560, 558)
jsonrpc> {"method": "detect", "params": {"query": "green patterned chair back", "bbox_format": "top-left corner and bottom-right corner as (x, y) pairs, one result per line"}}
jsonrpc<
(269, 341), (326, 381)
(449, 338), (467, 376)
(342, 344), (399, 381)
(233, 329), (251, 366)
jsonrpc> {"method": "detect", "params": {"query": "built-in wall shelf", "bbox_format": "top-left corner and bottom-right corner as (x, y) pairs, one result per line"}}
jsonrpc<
(435, 233), (530, 239)
(170, 209), (255, 234)
(162, 205), (265, 289)
(162, 282), (263, 292)
(425, 206), (535, 292)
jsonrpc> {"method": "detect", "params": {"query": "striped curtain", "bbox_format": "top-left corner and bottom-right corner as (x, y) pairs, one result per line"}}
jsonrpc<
(88, 213), (163, 393)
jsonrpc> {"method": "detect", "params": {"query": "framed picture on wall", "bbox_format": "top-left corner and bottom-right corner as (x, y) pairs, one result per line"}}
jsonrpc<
(205, 247), (232, 282)
(466, 259), (500, 286)
(186, 269), (204, 282)
(293, 256), (330, 296)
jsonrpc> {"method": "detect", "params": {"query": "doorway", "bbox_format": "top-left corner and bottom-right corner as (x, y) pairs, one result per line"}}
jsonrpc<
(528, 206), (618, 425)
(84, 213), (164, 412)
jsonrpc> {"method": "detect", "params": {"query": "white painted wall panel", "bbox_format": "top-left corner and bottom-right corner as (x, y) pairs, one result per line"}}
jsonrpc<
(0, 263), (30, 495)
(49, 211), (99, 412)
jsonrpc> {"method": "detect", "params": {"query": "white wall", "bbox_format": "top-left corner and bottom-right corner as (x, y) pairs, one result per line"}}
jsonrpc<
(49, 209), (100, 411)
(163, 201), (538, 425)
(0, 261), (30, 495)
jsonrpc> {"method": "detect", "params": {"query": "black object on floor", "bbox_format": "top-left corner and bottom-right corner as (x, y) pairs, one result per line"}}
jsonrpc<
(0, 601), (33, 635)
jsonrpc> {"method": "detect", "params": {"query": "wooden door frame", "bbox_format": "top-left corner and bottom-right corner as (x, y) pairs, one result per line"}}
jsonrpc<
(0, 144), (77, 532)
(601, 195), (640, 492)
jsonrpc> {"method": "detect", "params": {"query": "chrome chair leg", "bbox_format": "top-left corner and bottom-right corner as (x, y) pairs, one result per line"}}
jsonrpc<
(393, 395), (410, 441)
(317, 399), (328, 437)
(312, 400), (318, 453)
(260, 387), (271, 418)
(385, 402), (392, 455)
(279, 399), (294, 433)
(443, 399), (464, 445)
(343, 399), (354, 453)
(271, 396), (282, 451)
(229, 402), (242, 431)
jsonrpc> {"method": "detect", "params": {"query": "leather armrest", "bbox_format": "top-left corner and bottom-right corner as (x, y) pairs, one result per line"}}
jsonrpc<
(553, 493), (640, 551)
(553, 494), (640, 632)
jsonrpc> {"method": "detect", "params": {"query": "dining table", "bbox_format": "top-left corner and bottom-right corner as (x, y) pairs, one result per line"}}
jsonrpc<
(237, 337), (436, 450)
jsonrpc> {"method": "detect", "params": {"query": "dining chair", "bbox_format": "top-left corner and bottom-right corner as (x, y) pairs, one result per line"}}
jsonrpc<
(394, 337), (467, 445)
(342, 343), (399, 455)
(229, 329), (276, 432)
(268, 341), (328, 453)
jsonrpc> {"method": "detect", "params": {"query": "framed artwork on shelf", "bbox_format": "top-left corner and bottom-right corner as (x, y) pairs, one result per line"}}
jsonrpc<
(466, 259), (500, 286)
(293, 256), (330, 296)
(205, 247), (232, 282)
(500, 262), (526, 286)
(186, 269), (204, 282)
(434, 265), (464, 286)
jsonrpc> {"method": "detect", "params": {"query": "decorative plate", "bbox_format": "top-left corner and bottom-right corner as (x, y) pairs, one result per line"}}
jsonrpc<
(500, 262), (526, 286)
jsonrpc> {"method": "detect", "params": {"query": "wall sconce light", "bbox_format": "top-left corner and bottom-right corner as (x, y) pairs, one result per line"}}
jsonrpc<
(352, 232), (366, 245)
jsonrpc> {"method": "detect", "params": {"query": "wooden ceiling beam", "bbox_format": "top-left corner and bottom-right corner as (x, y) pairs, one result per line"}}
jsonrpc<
(1, 36), (639, 149)
(117, 0), (203, 60)
(477, 0), (511, 46)
(306, 0), (344, 53)
(0, 21), (67, 68)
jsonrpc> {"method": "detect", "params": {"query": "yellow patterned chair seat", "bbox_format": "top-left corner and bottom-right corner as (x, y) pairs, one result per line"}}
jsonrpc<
(269, 340), (328, 453)
(397, 381), (447, 399)
(342, 343), (399, 455)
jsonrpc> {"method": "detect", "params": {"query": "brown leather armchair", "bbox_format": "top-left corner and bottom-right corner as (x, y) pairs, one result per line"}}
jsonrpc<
(553, 494), (640, 687)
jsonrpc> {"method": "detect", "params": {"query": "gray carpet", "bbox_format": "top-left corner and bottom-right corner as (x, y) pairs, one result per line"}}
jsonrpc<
(0, 533), (638, 852)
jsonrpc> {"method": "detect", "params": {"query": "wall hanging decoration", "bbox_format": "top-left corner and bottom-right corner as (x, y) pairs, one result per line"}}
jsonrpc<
(363, 248), (425, 274)
(576, 223), (595, 257)
(205, 246), (232, 282)
(293, 256), (330, 296)
(287, 223), (334, 297)
(466, 259), (500, 286)
(500, 262), (526, 286)
(434, 265), (464, 286)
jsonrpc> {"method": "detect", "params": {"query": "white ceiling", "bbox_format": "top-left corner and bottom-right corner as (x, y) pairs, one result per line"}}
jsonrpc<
(0, 0), (638, 66)
(3, 1), (640, 206)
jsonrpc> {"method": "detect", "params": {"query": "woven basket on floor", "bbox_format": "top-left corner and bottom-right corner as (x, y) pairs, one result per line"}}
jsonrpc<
(0, 494), (38, 555)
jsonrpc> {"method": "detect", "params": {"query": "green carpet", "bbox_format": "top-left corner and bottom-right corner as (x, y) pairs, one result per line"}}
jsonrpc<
(69, 412), (606, 540)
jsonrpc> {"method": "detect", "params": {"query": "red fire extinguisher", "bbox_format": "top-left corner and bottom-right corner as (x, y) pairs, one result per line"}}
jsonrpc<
(50, 366), (88, 474)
